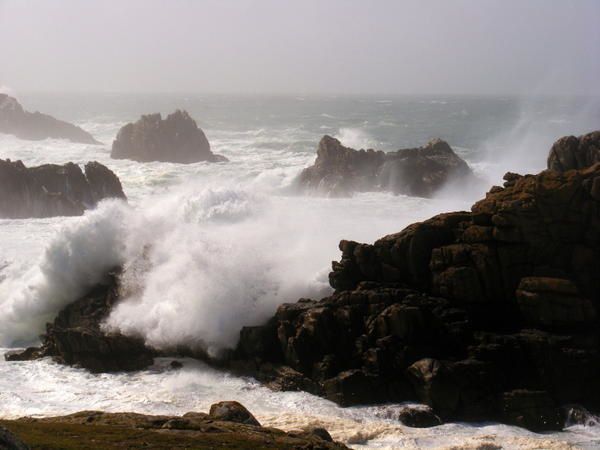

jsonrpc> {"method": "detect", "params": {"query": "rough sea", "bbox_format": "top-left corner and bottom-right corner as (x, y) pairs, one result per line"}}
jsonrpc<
(1, 93), (599, 449)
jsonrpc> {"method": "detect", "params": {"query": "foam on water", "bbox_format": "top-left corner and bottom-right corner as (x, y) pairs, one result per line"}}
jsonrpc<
(1, 94), (599, 448)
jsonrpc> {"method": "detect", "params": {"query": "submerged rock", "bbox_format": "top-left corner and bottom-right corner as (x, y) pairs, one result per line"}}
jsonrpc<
(296, 135), (478, 197)
(111, 110), (227, 163)
(0, 159), (125, 218)
(0, 94), (99, 144)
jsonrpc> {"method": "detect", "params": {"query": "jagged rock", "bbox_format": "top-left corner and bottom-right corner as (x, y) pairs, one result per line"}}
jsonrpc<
(547, 131), (600, 172)
(0, 159), (125, 218)
(5, 272), (154, 372)
(0, 94), (99, 144)
(296, 135), (478, 197)
(208, 401), (261, 426)
(111, 110), (227, 163)
(235, 146), (600, 430)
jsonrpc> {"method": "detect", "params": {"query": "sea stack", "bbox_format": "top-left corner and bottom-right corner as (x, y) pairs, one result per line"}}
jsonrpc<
(297, 135), (478, 197)
(0, 94), (100, 144)
(0, 159), (126, 218)
(111, 110), (227, 163)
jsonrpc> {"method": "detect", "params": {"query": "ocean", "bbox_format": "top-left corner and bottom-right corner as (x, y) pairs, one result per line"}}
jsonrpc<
(0, 93), (599, 449)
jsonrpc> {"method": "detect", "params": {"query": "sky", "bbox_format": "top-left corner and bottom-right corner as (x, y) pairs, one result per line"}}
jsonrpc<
(0, 0), (599, 95)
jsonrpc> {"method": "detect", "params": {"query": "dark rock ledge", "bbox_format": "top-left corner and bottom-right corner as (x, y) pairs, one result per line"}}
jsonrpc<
(7, 131), (600, 433)
(0, 159), (126, 218)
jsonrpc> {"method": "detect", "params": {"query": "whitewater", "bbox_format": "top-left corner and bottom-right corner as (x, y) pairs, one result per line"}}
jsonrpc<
(1, 93), (599, 449)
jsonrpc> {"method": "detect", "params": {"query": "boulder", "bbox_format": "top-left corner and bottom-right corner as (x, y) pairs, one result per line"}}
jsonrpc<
(0, 94), (99, 144)
(547, 131), (600, 172)
(0, 159), (125, 218)
(296, 135), (478, 197)
(208, 401), (261, 426)
(396, 405), (441, 428)
(111, 110), (227, 163)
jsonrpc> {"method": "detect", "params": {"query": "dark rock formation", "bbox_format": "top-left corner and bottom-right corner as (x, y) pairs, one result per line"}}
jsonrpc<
(237, 160), (600, 431)
(0, 94), (99, 144)
(296, 135), (478, 197)
(6, 272), (154, 372)
(0, 406), (348, 449)
(547, 131), (600, 172)
(396, 405), (441, 428)
(208, 401), (261, 426)
(0, 159), (125, 218)
(111, 110), (227, 163)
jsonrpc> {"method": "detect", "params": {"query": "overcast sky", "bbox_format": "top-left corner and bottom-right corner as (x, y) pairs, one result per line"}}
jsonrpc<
(1, 0), (598, 95)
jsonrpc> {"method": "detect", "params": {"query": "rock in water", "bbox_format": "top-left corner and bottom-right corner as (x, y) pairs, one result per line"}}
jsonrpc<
(5, 272), (154, 372)
(0, 94), (99, 144)
(296, 135), (478, 197)
(0, 159), (125, 218)
(111, 110), (227, 163)
(547, 131), (600, 172)
(236, 133), (600, 430)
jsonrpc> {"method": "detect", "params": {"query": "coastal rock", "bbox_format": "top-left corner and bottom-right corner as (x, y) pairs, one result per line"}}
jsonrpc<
(296, 135), (478, 197)
(547, 131), (600, 172)
(208, 401), (261, 426)
(236, 147), (600, 430)
(0, 408), (348, 449)
(0, 94), (99, 144)
(5, 272), (154, 372)
(111, 110), (227, 163)
(0, 159), (125, 219)
(396, 405), (442, 428)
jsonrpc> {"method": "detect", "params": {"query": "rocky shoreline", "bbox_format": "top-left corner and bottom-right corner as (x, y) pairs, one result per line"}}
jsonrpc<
(0, 402), (348, 449)
(5, 131), (600, 434)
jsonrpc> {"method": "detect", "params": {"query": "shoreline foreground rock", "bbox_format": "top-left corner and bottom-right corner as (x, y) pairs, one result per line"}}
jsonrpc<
(0, 402), (347, 450)
(111, 110), (228, 163)
(296, 135), (479, 197)
(7, 131), (600, 433)
(0, 94), (100, 144)
(0, 159), (126, 218)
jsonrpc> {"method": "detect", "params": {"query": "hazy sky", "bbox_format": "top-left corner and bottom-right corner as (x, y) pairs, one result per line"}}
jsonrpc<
(1, 0), (598, 95)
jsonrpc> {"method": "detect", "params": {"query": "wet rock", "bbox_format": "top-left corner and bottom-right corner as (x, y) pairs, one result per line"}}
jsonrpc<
(501, 390), (563, 432)
(5, 272), (154, 372)
(547, 131), (600, 172)
(396, 405), (441, 428)
(0, 94), (99, 144)
(0, 159), (125, 218)
(296, 135), (479, 197)
(111, 110), (227, 163)
(208, 401), (261, 426)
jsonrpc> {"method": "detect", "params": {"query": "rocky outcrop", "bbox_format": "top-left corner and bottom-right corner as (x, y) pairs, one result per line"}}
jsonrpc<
(0, 94), (99, 144)
(547, 131), (600, 172)
(111, 110), (227, 163)
(0, 159), (125, 218)
(0, 426), (29, 450)
(0, 404), (348, 450)
(296, 135), (478, 197)
(236, 161), (600, 431)
(208, 401), (261, 426)
(6, 272), (154, 372)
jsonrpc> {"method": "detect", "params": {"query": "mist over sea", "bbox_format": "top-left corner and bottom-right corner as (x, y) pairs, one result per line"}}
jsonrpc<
(1, 93), (599, 449)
